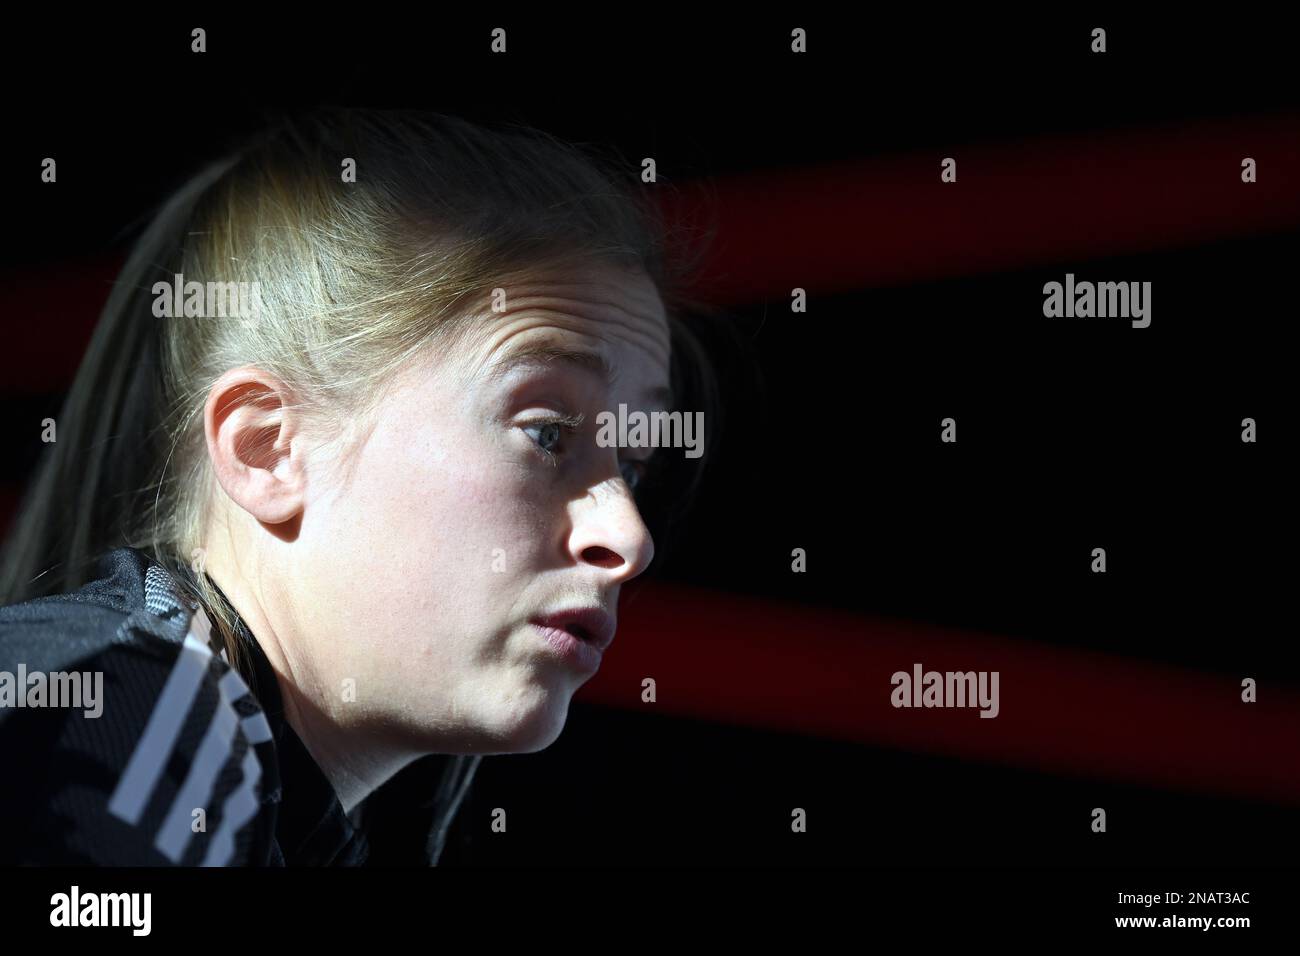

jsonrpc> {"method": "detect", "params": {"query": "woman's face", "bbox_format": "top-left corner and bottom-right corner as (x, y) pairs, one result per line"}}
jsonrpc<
(288, 263), (672, 757)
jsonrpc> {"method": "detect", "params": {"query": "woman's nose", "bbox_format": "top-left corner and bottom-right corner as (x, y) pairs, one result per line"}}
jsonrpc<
(568, 479), (655, 580)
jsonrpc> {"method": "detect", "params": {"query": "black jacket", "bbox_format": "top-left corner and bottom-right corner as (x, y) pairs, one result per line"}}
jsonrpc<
(0, 546), (480, 866)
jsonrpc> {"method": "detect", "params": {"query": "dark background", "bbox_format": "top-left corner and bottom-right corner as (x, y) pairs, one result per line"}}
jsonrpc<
(1, 12), (1295, 870)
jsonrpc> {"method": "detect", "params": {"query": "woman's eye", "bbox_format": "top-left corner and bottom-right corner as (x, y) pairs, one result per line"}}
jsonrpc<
(526, 421), (565, 455)
(522, 413), (584, 462)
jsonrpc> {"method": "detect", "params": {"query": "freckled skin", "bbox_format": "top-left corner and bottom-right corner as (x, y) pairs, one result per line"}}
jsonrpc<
(202, 263), (671, 811)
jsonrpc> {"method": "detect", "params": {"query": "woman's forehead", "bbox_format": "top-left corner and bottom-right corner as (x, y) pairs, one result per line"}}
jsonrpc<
(465, 267), (672, 379)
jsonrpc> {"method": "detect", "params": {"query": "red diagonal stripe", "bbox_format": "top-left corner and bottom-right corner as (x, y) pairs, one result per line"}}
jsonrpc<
(660, 113), (1300, 304)
(589, 581), (1300, 806)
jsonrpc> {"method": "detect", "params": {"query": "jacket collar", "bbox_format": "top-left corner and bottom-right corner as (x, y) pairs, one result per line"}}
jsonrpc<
(142, 549), (480, 865)
(234, 604), (371, 865)
(174, 563), (370, 866)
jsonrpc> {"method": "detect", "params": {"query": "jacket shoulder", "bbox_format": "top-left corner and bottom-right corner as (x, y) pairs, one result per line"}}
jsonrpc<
(0, 554), (278, 865)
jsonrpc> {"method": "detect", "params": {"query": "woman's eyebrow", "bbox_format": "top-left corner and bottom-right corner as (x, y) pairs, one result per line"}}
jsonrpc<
(486, 341), (674, 408)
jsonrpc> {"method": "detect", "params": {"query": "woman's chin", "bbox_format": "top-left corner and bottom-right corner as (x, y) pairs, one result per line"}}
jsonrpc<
(492, 693), (571, 753)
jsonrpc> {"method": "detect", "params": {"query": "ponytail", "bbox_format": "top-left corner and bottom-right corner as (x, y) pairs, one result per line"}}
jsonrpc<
(0, 157), (238, 606)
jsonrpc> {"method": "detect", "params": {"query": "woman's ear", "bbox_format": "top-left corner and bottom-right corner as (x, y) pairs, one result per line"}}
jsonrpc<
(204, 366), (309, 530)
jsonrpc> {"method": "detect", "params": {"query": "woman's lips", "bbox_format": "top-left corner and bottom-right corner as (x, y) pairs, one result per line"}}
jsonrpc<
(530, 622), (605, 671)
(530, 607), (616, 651)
